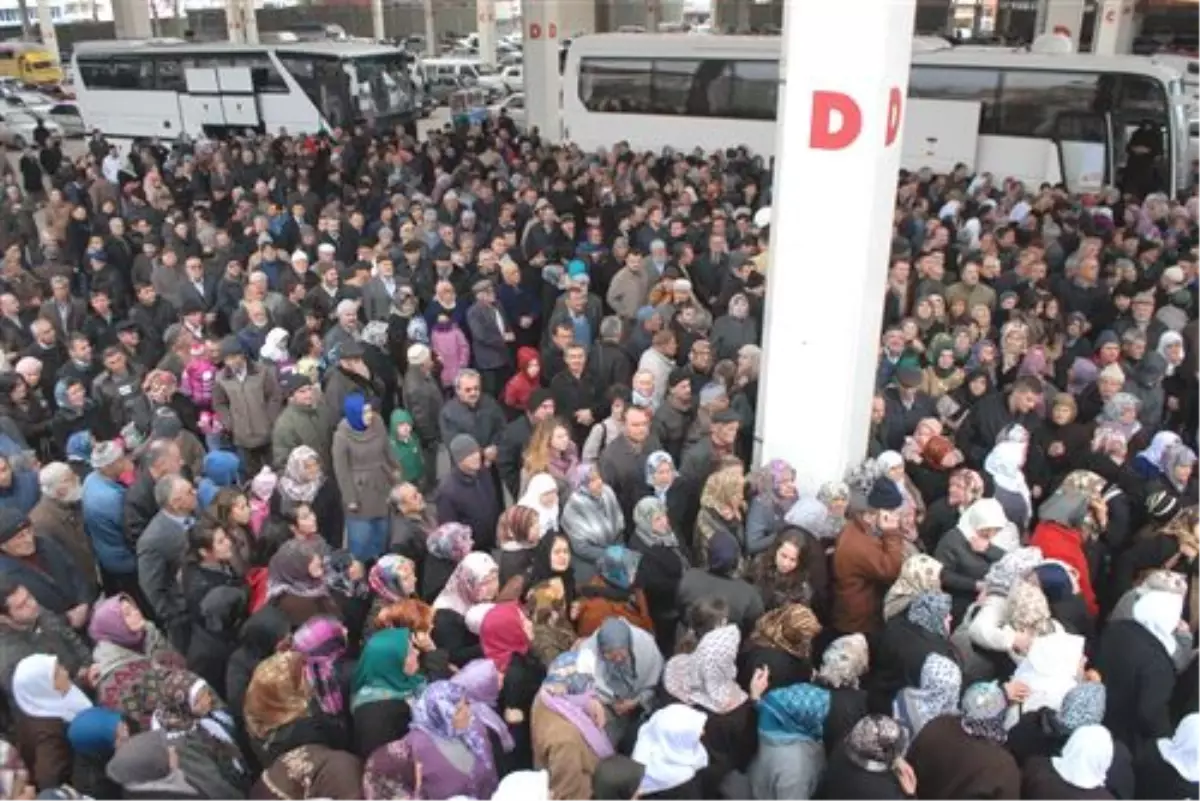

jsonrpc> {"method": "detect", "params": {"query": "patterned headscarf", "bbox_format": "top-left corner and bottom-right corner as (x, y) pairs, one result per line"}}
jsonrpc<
(324, 550), (369, 599)
(292, 616), (348, 715)
(280, 446), (322, 503)
(895, 653), (962, 738)
(143, 370), (177, 404)
(883, 555), (943, 620)
(983, 546), (1043, 597)
(1090, 423), (1129, 459)
(960, 681), (1009, 742)
(541, 649), (596, 697)
(433, 552), (498, 616)
(1163, 443), (1198, 493)
(906, 591), (952, 638)
(749, 459), (798, 516)
(757, 683), (832, 745)
(362, 738), (419, 800)
(1054, 681), (1106, 732)
(948, 468), (986, 508)
(243, 652), (312, 740)
(427, 522), (474, 562)
(266, 539), (328, 601)
(597, 545), (641, 592)
(663, 624), (748, 713)
(816, 480), (850, 507)
(595, 618), (637, 699)
(497, 506), (541, 550)
(815, 634), (869, 689)
(368, 555), (417, 603)
(1006, 580), (1055, 636)
(1059, 470), (1108, 540)
(747, 604), (822, 660)
(410, 680), (494, 770)
(844, 715), (909, 772)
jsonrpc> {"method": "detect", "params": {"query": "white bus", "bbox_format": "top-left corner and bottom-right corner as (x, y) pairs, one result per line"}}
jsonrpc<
(562, 33), (1194, 196)
(70, 39), (418, 140)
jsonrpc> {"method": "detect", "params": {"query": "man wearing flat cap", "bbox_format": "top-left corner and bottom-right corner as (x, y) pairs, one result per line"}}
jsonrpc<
(466, 279), (513, 398)
(0, 508), (92, 628)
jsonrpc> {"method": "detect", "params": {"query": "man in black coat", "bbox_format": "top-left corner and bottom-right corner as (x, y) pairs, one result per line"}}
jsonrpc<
(550, 343), (603, 448)
(123, 438), (183, 549)
(599, 404), (662, 539)
(435, 434), (501, 552)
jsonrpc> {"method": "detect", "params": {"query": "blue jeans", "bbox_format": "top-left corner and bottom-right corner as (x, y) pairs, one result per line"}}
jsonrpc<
(345, 517), (390, 562)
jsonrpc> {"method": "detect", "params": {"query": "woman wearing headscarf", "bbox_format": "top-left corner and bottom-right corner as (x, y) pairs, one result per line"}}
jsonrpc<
(693, 463), (747, 567)
(265, 539), (340, 627)
(431, 551), (500, 667)
(519, 472), (562, 539)
(1021, 724), (1116, 799)
(479, 603), (543, 773)
(251, 744), (364, 800)
(1031, 489), (1103, 617)
(105, 730), (200, 799)
(784, 482), (851, 543)
(1134, 712), (1199, 800)
(881, 554), (943, 622)
(677, 529), (765, 634)
(578, 618), (664, 750)
(893, 653), (962, 741)
(645, 450), (676, 504)
(1112, 506), (1198, 609)
(1006, 680), (1106, 763)
(575, 545), (654, 638)
(1011, 631), (1087, 715)
(421, 521), (473, 603)
(241, 651), (341, 771)
(959, 546), (1045, 678)
(66, 706), (127, 799)
(869, 590), (958, 714)
(524, 577), (578, 668)
(225, 607), (292, 725)
(151, 673), (249, 799)
(449, 659), (518, 771)
(1154, 441), (1198, 507)
(749, 682), (832, 800)
(272, 446), (343, 552)
(820, 714), (914, 799)
(934, 498), (1008, 622)
(814, 633), (872, 753)
(875, 450), (926, 540)
(495, 506), (542, 591)
(363, 554), (417, 638)
(1095, 589), (1186, 751)
(350, 627), (425, 759)
(741, 604), (821, 693)
(497, 531), (578, 609)
(331, 392), (400, 562)
(744, 459), (800, 556)
(1033, 561), (1096, 642)
(561, 463), (625, 585)
(360, 736), (420, 800)
(530, 650), (614, 800)
(662, 624), (768, 798)
(920, 467), (985, 552)
(1098, 391), (1142, 442)
(11, 654), (91, 790)
(984, 439), (1033, 533)
(906, 681), (1022, 799)
(629, 497), (688, 654)
(291, 616), (349, 718)
(392, 679), (501, 799)
(747, 529), (824, 614)
(630, 704), (709, 800)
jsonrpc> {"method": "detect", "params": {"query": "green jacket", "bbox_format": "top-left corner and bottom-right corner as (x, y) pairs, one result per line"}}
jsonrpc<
(389, 408), (425, 486)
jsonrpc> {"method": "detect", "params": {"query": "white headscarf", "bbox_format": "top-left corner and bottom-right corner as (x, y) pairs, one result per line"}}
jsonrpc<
(632, 704), (710, 795)
(984, 441), (1031, 505)
(259, 327), (290, 363)
(1012, 632), (1086, 714)
(519, 472), (560, 536)
(1158, 713), (1200, 783)
(1158, 331), (1185, 376)
(491, 770), (550, 801)
(1133, 590), (1184, 656)
(957, 498), (1008, 540)
(1136, 431), (1182, 472)
(12, 654), (92, 722)
(1052, 725), (1113, 789)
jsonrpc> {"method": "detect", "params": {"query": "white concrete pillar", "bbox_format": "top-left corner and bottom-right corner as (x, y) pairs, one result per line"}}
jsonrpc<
(423, 0), (436, 55)
(476, 0), (496, 66)
(112, 0), (153, 38)
(1036, 0), (1085, 47)
(755, 0), (915, 493)
(225, 0), (257, 43)
(370, 0), (384, 40)
(734, 0), (751, 32)
(242, 0), (258, 44)
(36, 0), (57, 63)
(522, 0), (561, 140)
(1093, 0), (1136, 54)
(645, 0), (660, 31)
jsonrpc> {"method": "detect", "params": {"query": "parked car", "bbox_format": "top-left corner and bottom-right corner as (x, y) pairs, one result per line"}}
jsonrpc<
(498, 64), (522, 93)
(2, 90), (55, 115)
(0, 109), (59, 149)
(46, 102), (84, 137)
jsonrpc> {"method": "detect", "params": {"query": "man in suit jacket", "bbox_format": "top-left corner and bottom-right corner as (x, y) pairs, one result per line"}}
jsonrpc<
(361, 256), (401, 322)
(466, 279), (512, 398)
(136, 474), (195, 652)
(37, 276), (86, 340)
(177, 255), (219, 320)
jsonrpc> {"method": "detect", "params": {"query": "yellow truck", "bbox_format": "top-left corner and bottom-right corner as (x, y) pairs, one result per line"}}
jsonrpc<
(0, 42), (62, 85)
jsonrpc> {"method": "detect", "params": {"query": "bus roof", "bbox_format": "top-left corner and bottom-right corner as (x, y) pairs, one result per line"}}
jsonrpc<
(565, 32), (1185, 82)
(71, 38), (404, 59)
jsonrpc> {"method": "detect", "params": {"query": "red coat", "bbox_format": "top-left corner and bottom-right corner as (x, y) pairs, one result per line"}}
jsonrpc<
(1030, 521), (1099, 616)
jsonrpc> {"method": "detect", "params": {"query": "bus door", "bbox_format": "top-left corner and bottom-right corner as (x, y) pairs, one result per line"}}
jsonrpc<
(1049, 110), (1112, 194)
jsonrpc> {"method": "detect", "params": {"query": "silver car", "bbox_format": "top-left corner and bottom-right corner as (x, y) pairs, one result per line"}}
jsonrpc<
(0, 110), (60, 149)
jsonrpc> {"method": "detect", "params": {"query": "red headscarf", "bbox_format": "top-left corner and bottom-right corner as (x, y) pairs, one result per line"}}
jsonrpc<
(480, 602), (530, 673)
(501, 347), (541, 411)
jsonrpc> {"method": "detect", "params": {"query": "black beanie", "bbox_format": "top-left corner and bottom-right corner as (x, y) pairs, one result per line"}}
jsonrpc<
(867, 478), (904, 511)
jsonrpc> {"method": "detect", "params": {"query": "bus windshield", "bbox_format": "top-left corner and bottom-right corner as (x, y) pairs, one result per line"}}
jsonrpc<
(348, 54), (414, 120)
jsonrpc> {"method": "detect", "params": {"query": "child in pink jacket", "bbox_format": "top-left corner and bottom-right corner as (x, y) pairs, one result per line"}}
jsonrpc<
(430, 313), (471, 393)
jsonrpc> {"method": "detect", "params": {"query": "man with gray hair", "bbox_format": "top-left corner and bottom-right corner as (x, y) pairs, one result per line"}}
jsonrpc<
(30, 462), (97, 602)
(137, 474), (196, 651)
(588, 315), (634, 391)
(124, 438), (183, 549)
(402, 344), (442, 489)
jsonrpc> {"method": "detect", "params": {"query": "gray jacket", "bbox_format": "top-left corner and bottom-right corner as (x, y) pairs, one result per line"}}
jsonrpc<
(749, 740), (826, 801)
(676, 568), (764, 635)
(402, 366), (444, 446)
(136, 511), (189, 637)
(361, 276), (399, 322)
(212, 364), (281, 449)
(439, 396), (506, 448)
(466, 301), (511, 370)
(331, 418), (399, 519)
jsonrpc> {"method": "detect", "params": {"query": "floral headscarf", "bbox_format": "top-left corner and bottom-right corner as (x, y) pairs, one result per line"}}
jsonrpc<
(143, 370), (177, 404)
(324, 550), (368, 599)
(895, 653), (962, 739)
(816, 480), (850, 507)
(948, 468), (986, 508)
(1054, 681), (1106, 732)
(815, 634), (869, 689)
(1090, 423), (1129, 459)
(496, 506), (540, 550)
(410, 680), (494, 769)
(1059, 470), (1108, 539)
(539, 650), (615, 759)
(433, 552), (498, 616)
(663, 625), (747, 713)
(1099, 392), (1142, 439)
(280, 446), (322, 504)
(1006, 580), (1055, 636)
(750, 459), (798, 516)
(368, 555), (417, 603)
(243, 652), (312, 740)
(844, 715), (909, 772)
(960, 681), (1009, 743)
(982, 546), (1043, 596)
(362, 738), (419, 800)
(597, 545), (641, 592)
(427, 523), (474, 562)
(883, 555), (943, 621)
(906, 591), (952, 638)
(644, 451), (675, 500)
(292, 616), (348, 715)
(747, 604), (822, 660)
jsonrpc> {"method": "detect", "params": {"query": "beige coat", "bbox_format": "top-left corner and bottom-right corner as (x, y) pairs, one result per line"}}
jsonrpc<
(531, 695), (601, 801)
(606, 265), (653, 321)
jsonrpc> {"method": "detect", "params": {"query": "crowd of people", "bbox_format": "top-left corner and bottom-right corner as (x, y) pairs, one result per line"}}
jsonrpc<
(0, 109), (1188, 801)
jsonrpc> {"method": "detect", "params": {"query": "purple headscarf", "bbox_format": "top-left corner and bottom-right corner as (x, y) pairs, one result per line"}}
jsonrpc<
(451, 659), (515, 752)
(292, 616), (347, 714)
(1068, 357), (1099, 396)
(87, 594), (145, 650)
(537, 651), (615, 759)
(410, 680), (495, 770)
